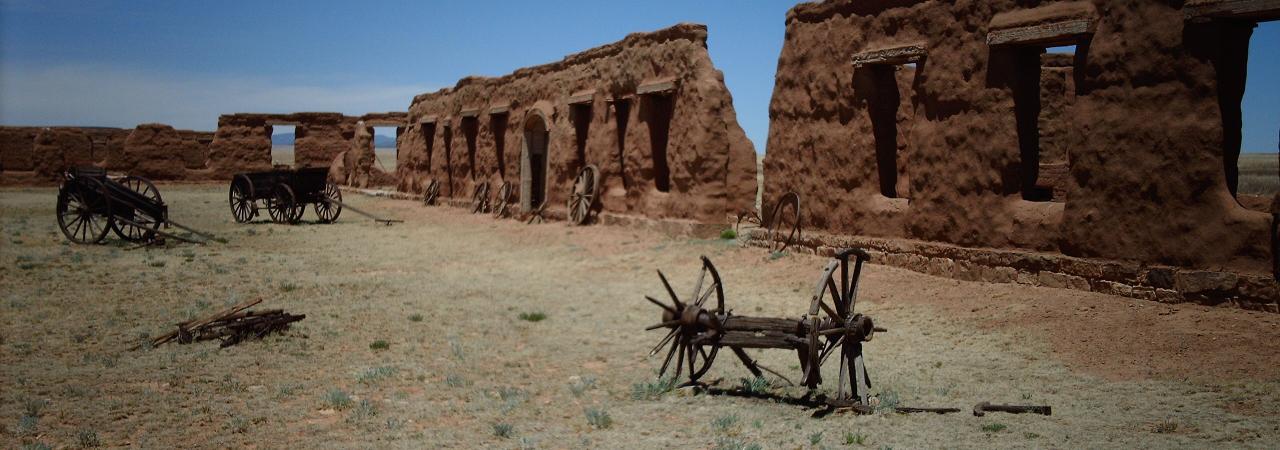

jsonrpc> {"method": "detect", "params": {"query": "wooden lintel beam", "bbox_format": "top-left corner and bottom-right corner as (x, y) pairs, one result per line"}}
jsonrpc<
(851, 43), (928, 67)
(987, 19), (1095, 47)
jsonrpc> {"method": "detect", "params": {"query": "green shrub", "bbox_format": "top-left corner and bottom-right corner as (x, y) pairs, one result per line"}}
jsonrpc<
(518, 312), (547, 322)
(369, 340), (390, 350)
(493, 423), (515, 438)
(719, 229), (737, 239)
(584, 408), (612, 429)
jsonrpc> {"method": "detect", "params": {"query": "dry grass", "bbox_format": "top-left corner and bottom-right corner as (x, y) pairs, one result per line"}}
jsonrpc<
(2, 185), (1279, 448)
(1238, 153), (1278, 195)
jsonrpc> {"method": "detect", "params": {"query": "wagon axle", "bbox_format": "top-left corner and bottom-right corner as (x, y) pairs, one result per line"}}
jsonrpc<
(645, 248), (883, 407)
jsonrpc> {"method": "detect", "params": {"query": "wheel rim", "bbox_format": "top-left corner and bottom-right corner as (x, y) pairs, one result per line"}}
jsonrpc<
(267, 185), (300, 224)
(568, 166), (598, 225)
(314, 182), (343, 223)
(57, 184), (111, 244)
(229, 179), (254, 223)
(493, 182), (512, 218)
(645, 256), (726, 385)
(802, 254), (873, 402)
(767, 192), (801, 253)
(424, 180), (439, 205)
(471, 182), (489, 214)
(112, 176), (162, 242)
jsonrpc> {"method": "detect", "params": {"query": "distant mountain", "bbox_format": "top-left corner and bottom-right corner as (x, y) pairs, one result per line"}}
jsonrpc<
(272, 133), (397, 148)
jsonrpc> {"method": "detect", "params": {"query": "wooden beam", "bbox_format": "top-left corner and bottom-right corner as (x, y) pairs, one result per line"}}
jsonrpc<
(851, 42), (928, 67)
(1185, 0), (1280, 20)
(459, 108), (481, 118)
(488, 104), (510, 115)
(420, 115), (438, 125)
(987, 19), (1095, 47)
(567, 89), (596, 105)
(637, 78), (677, 96)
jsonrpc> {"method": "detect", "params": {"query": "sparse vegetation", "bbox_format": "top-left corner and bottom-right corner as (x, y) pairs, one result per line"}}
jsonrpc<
(809, 431), (825, 445)
(584, 407), (612, 429)
(714, 437), (762, 450)
(445, 374), (467, 387)
(15, 414), (38, 437)
(711, 414), (739, 432)
(738, 376), (771, 394)
(280, 282), (298, 292)
(357, 366), (398, 384)
(76, 429), (101, 448)
(323, 389), (354, 410)
(844, 431), (868, 445)
(493, 422), (515, 438)
(720, 228), (737, 239)
(369, 339), (390, 350)
(1152, 420), (1178, 434)
(348, 399), (378, 422)
(409, 313), (424, 322)
(982, 423), (1008, 433)
(631, 376), (677, 400)
(518, 311), (547, 322)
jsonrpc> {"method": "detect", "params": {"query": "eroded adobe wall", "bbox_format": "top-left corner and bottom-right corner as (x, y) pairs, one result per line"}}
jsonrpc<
(390, 23), (757, 223)
(112, 123), (206, 179)
(208, 114), (274, 176)
(293, 112), (357, 169)
(764, 0), (1271, 274)
(1, 127), (40, 172)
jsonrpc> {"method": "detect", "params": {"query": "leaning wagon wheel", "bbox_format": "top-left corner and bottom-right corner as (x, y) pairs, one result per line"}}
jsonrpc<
(525, 202), (548, 225)
(766, 192), (801, 253)
(267, 184), (303, 224)
(568, 164), (600, 226)
(734, 210), (762, 239)
(471, 182), (491, 214)
(57, 182), (112, 244)
(644, 255), (726, 386)
(314, 182), (343, 223)
(228, 175), (256, 223)
(492, 181), (513, 218)
(801, 249), (875, 404)
(111, 176), (163, 242)
(423, 179), (441, 206)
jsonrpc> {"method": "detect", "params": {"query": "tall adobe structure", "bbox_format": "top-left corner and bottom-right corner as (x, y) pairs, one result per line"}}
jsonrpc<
(763, 0), (1279, 307)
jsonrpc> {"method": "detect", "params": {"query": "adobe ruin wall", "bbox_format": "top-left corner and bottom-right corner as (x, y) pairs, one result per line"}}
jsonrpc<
(764, 0), (1274, 273)
(381, 23), (758, 223)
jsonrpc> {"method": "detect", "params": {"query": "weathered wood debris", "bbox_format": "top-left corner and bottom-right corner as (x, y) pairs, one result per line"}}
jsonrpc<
(134, 298), (305, 350)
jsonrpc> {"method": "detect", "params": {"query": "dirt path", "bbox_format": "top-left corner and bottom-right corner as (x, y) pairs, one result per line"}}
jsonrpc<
(2, 185), (1278, 449)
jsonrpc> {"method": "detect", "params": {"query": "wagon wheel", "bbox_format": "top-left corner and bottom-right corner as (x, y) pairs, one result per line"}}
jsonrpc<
(525, 202), (548, 225)
(423, 179), (441, 206)
(568, 164), (599, 226)
(228, 175), (256, 223)
(644, 255), (726, 386)
(471, 182), (490, 214)
(267, 184), (303, 224)
(111, 176), (163, 242)
(314, 182), (343, 223)
(802, 249), (875, 404)
(734, 210), (762, 239)
(492, 181), (513, 218)
(56, 181), (112, 245)
(766, 192), (801, 253)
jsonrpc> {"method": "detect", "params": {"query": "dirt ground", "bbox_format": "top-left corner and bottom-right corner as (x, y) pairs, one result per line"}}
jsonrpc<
(3, 184), (1279, 449)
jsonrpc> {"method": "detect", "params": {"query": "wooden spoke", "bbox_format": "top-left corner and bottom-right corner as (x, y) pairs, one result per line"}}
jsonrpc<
(657, 270), (683, 309)
(649, 328), (678, 356)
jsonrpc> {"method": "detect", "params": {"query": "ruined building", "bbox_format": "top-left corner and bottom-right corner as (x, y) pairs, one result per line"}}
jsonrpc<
(762, 0), (1279, 307)
(385, 23), (758, 223)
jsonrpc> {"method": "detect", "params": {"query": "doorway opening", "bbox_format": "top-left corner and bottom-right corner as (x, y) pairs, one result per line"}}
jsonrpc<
(491, 113), (509, 179)
(443, 125), (454, 196)
(1009, 43), (1079, 202)
(269, 124), (298, 167)
(572, 103), (591, 173)
(421, 122), (436, 173)
(641, 94), (673, 192)
(368, 126), (399, 173)
(865, 65), (909, 198)
(521, 113), (550, 211)
(1220, 20), (1279, 201)
(461, 116), (480, 180)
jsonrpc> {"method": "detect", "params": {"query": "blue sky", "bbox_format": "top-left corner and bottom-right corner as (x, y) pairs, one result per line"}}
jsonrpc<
(0, 0), (1277, 153)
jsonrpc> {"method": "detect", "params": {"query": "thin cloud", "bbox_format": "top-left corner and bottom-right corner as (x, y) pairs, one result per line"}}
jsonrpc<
(0, 63), (435, 130)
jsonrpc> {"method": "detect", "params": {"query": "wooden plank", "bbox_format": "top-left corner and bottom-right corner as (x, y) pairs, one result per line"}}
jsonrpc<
(637, 78), (677, 96)
(459, 108), (481, 118)
(1185, 0), (1280, 20)
(488, 104), (510, 115)
(987, 19), (1094, 47)
(851, 42), (928, 67)
(567, 89), (596, 105)
(420, 115), (438, 125)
